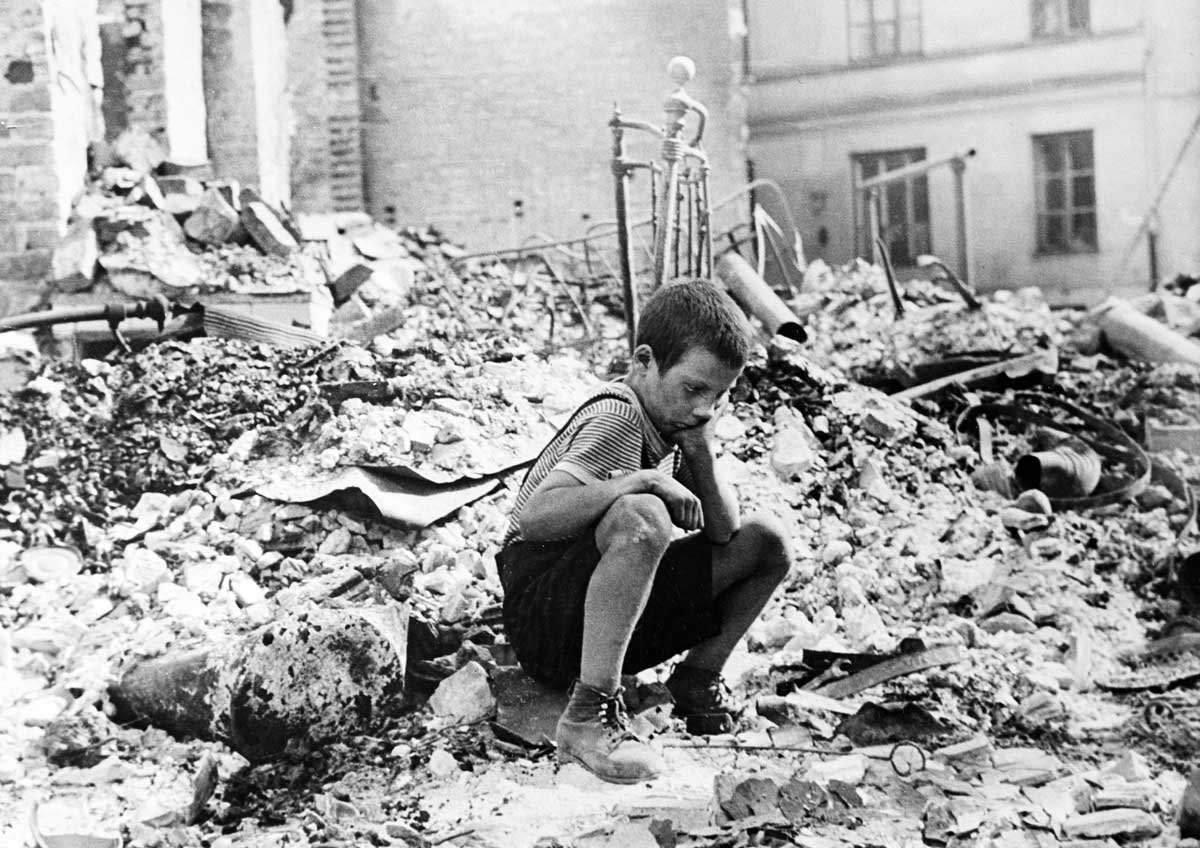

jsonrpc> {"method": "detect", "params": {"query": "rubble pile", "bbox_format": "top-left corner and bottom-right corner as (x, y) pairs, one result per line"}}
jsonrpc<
(792, 259), (1072, 385)
(2, 217), (1200, 846)
(0, 340), (321, 551)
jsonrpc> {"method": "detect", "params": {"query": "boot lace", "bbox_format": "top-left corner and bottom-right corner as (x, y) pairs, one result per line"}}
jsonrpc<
(595, 690), (639, 743)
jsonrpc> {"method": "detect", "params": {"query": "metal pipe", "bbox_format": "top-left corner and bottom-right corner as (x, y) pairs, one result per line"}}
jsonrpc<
(715, 251), (807, 342)
(951, 156), (970, 284)
(610, 107), (639, 352)
(857, 149), (976, 191)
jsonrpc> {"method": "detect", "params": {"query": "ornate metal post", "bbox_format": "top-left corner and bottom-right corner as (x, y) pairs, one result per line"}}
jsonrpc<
(610, 106), (639, 353)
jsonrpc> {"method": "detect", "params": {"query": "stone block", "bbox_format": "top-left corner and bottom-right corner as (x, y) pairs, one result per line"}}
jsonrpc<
(49, 220), (97, 292)
(113, 126), (166, 174)
(241, 201), (299, 257)
(156, 176), (203, 196)
(183, 189), (240, 245)
(1061, 809), (1162, 840)
(428, 660), (495, 724)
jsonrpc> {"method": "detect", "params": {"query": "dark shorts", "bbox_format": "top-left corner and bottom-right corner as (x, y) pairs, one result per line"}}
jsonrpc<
(497, 532), (722, 690)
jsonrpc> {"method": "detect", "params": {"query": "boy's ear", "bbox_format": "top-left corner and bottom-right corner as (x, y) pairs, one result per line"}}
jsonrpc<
(633, 344), (654, 369)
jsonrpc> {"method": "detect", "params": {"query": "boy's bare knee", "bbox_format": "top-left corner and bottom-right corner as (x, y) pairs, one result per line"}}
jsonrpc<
(599, 494), (673, 554)
(742, 511), (791, 578)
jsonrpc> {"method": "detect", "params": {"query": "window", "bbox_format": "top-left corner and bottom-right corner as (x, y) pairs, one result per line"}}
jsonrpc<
(1032, 0), (1090, 37)
(848, 0), (922, 63)
(855, 148), (930, 266)
(1033, 131), (1096, 254)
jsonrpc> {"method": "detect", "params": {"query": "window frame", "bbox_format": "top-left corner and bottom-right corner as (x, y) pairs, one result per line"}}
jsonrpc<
(852, 147), (932, 267)
(846, 0), (923, 64)
(1032, 130), (1098, 256)
(1031, 0), (1091, 39)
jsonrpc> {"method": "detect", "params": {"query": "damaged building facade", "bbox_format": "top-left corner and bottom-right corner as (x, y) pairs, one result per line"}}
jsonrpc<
(4, 0), (1195, 319)
(744, 0), (1200, 304)
(0, 0), (744, 318)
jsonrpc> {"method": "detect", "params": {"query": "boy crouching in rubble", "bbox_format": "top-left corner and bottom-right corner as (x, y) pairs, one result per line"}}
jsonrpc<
(497, 279), (791, 783)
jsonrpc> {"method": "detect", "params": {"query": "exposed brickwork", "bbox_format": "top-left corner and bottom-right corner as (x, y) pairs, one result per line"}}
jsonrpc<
(120, 0), (168, 142)
(354, 0), (746, 250)
(202, 0), (290, 205)
(0, 0), (91, 304)
(287, 0), (364, 212)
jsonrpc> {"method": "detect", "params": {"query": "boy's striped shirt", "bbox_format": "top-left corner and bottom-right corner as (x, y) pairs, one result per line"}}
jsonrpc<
(503, 380), (688, 545)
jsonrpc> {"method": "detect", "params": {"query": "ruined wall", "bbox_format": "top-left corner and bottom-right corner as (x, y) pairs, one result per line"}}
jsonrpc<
(0, 0), (99, 312)
(287, 0), (364, 212)
(201, 0), (290, 205)
(355, 0), (746, 250)
(99, 0), (206, 163)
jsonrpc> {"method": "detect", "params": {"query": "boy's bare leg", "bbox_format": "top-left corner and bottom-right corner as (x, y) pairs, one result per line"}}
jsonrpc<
(578, 494), (673, 693)
(557, 494), (671, 783)
(678, 512), (790, 673)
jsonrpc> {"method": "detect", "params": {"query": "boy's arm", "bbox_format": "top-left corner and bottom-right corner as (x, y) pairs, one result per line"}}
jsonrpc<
(672, 424), (740, 544)
(519, 469), (703, 541)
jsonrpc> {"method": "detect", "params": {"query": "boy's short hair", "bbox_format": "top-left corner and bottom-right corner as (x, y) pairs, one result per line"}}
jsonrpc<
(636, 279), (752, 372)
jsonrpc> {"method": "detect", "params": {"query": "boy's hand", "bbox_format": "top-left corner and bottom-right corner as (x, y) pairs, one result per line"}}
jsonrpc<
(669, 421), (714, 457)
(638, 470), (704, 530)
(668, 396), (728, 457)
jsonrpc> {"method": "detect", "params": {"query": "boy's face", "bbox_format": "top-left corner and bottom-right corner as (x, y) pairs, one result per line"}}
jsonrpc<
(636, 345), (742, 436)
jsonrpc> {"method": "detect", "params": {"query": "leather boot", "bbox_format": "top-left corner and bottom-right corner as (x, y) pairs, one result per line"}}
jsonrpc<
(665, 664), (737, 719)
(555, 680), (664, 784)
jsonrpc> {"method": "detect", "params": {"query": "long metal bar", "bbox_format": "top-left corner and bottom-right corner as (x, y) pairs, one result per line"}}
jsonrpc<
(951, 156), (970, 283)
(654, 157), (681, 286)
(857, 149), (976, 191)
(610, 108), (639, 352)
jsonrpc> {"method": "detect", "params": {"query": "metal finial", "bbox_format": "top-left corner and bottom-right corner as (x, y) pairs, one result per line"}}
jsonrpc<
(667, 56), (695, 88)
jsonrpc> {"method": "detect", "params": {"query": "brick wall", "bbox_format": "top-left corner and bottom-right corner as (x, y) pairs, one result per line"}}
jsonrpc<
(0, 0), (99, 313)
(120, 0), (168, 142)
(287, 0), (364, 212)
(99, 0), (205, 162)
(355, 0), (747, 250)
(201, 0), (290, 205)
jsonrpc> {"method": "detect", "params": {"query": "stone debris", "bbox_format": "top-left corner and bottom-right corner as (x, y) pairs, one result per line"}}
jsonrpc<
(0, 220), (1198, 848)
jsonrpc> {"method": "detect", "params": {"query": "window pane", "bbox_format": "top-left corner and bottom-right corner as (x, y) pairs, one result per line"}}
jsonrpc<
(1032, 0), (1049, 34)
(848, 0), (870, 25)
(899, 0), (921, 16)
(874, 0), (897, 22)
(1041, 214), (1066, 251)
(1072, 175), (1095, 207)
(1071, 212), (1097, 249)
(874, 21), (897, 55)
(1045, 178), (1065, 210)
(1068, 0), (1090, 30)
(1035, 0), (1064, 35)
(1068, 134), (1093, 169)
(912, 174), (929, 223)
(886, 180), (906, 219)
(1036, 138), (1065, 173)
(859, 156), (880, 179)
(913, 221), (931, 256)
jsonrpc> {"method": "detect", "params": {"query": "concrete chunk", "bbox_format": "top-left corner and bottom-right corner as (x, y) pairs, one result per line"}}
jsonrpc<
(428, 660), (495, 724)
(241, 201), (299, 257)
(1062, 809), (1162, 840)
(184, 189), (240, 245)
(50, 221), (98, 292)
